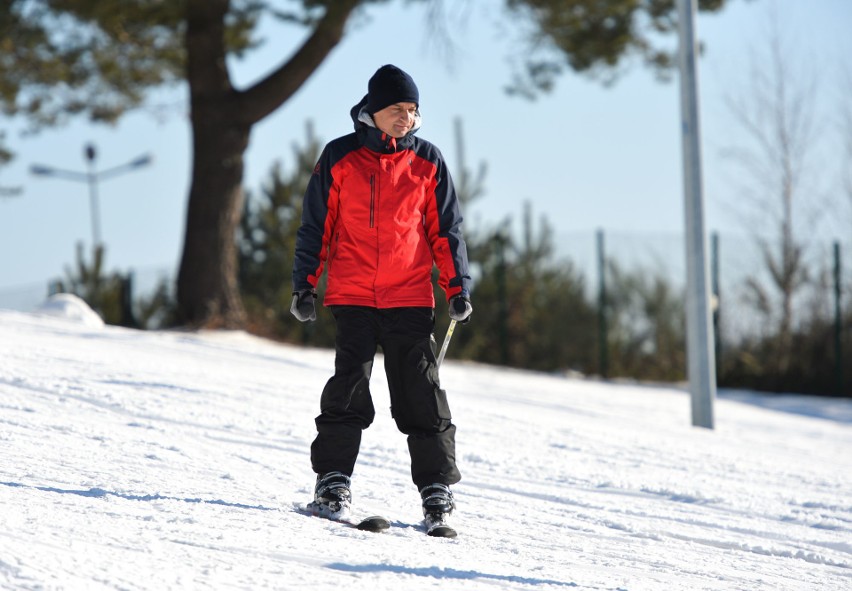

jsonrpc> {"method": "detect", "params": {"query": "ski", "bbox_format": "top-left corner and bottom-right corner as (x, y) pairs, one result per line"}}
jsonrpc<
(294, 502), (458, 537)
(355, 515), (392, 532)
(293, 502), (391, 533)
(424, 514), (457, 538)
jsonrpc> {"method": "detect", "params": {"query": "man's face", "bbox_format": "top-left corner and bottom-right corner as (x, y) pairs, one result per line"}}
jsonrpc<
(372, 102), (417, 138)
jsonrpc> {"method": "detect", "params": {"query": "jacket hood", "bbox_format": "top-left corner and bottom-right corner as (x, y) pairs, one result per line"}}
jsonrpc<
(350, 94), (421, 151)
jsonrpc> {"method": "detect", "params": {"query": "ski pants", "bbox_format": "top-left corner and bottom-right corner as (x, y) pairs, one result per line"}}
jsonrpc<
(310, 306), (461, 489)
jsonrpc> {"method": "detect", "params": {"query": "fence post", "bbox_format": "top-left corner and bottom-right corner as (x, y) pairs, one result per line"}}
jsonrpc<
(120, 272), (139, 328)
(496, 231), (509, 366)
(597, 229), (609, 378)
(834, 241), (843, 396)
(711, 232), (720, 376)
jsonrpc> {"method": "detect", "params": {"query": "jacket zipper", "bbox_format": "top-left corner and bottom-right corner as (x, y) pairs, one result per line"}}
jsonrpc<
(369, 174), (375, 228)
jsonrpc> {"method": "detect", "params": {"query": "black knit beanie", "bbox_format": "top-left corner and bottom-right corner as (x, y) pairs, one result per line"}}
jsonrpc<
(366, 65), (419, 114)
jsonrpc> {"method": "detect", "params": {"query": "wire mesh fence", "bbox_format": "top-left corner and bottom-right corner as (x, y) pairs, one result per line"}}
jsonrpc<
(555, 229), (850, 343)
(2, 229), (847, 395)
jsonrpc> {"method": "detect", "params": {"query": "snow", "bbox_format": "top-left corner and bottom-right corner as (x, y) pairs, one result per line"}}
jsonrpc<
(1, 301), (850, 591)
(34, 294), (105, 329)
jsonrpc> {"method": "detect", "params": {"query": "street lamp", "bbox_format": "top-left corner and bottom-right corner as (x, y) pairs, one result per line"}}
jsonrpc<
(30, 143), (153, 247)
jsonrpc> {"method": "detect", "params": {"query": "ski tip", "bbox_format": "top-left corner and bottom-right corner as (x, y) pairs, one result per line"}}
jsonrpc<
(356, 515), (391, 532)
(426, 525), (457, 538)
(423, 514), (457, 538)
(295, 502), (390, 533)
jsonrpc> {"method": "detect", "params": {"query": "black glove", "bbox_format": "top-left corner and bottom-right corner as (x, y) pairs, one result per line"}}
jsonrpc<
(449, 295), (472, 324)
(290, 289), (317, 322)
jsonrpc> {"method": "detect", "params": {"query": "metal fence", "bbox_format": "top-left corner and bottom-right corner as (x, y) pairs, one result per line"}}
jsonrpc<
(4, 231), (848, 334)
(2, 231), (847, 393)
(554, 229), (849, 343)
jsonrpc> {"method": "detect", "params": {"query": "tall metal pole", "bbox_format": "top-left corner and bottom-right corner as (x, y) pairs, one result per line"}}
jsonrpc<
(677, 0), (716, 429)
(834, 242), (843, 396)
(85, 144), (102, 247)
(597, 229), (609, 378)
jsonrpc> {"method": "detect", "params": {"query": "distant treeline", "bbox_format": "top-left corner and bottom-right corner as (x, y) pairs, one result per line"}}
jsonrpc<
(58, 124), (850, 398)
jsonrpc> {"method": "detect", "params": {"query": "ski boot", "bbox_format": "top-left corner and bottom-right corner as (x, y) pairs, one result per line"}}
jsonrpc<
(308, 471), (352, 517)
(420, 483), (457, 538)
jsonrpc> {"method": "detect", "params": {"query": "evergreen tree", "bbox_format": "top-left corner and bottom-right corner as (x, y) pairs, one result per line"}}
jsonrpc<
(1, 0), (733, 329)
(135, 277), (178, 330)
(237, 122), (335, 345)
(55, 243), (136, 327)
(604, 260), (686, 381)
(455, 202), (598, 372)
(504, 0), (731, 94)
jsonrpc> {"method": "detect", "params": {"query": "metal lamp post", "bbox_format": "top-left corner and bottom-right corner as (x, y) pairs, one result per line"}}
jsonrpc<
(30, 143), (152, 247)
(677, 0), (716, 429)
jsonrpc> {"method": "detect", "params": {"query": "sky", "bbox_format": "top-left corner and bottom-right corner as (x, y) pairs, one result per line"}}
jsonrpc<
(1, 296), (851, 589)
(1, 0), (850, 303)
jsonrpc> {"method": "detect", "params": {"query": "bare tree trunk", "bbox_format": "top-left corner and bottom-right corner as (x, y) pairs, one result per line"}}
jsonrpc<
(176, 0), (246, 327)
(176, 0), (359, 327)
(176, 115), (249, 328)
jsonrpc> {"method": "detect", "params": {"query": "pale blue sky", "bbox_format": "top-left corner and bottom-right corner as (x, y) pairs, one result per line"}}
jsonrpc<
(1, 0), (850, 299)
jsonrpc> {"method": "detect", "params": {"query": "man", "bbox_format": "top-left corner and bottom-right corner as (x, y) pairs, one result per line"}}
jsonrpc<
(291, 64), (472, 531)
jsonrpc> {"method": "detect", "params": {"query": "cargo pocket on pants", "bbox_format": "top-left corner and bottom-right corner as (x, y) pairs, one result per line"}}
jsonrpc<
(400, 342), (452, 433)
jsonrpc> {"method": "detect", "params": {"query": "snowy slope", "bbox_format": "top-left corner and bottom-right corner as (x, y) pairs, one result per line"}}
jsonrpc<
(1, 296), (850, 591)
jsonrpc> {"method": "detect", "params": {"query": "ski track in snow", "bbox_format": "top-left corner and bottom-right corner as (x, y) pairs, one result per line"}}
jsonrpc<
(1, 301), (851, 590)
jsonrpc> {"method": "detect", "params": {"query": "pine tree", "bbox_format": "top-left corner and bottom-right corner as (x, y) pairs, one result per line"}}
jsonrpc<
(56, 243), (137, 327)
(237, 122), (334, 345)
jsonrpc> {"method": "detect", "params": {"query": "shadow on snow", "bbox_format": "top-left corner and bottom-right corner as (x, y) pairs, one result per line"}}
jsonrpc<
(0, 481), (276, 511)
(326, 562), (578, 587)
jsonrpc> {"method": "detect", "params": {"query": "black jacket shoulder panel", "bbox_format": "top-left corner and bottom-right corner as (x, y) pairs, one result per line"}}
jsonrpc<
(323, 132), (361, 167)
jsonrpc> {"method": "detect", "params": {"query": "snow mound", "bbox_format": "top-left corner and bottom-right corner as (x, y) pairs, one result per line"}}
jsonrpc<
(36, 293), (104, 328)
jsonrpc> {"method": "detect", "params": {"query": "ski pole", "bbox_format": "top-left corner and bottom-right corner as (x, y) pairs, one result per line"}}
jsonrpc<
(436, 319), (457, 368)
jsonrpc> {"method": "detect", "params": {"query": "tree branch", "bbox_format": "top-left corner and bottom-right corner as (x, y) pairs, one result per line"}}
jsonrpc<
(237, 0), (361, 125)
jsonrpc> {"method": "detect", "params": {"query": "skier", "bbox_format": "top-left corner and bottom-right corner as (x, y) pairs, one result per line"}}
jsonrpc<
(291, 64), (472, 534)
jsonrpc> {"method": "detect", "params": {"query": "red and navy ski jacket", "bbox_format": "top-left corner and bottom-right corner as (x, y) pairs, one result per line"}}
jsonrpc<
(293, 97), (471, 309)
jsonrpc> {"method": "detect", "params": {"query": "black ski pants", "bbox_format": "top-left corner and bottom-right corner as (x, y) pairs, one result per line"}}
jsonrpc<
(310, 306), (461, 489)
